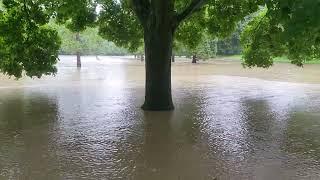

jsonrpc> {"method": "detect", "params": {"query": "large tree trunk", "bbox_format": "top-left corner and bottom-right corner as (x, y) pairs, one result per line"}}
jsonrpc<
(141, 2), (175, 111)
(76, 32), (81, 68)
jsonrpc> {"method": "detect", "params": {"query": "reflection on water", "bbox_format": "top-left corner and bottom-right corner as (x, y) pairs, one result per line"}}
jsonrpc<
(0, 56), (320, 179)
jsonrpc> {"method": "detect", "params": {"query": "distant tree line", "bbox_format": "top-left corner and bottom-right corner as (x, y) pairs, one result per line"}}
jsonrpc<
(51, 24), (128, 56)
(51, 23), (242, 58)
(173, 25), (242, 60)
(217, 30), (241, 56)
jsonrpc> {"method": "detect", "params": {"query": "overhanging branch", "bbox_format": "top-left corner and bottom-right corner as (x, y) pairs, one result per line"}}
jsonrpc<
(176, 0), (207, 24)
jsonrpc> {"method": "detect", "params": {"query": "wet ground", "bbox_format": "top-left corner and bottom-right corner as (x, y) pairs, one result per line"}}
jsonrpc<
(0, 56), (320, 180)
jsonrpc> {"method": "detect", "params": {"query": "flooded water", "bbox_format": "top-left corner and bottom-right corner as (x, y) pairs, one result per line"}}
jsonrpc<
(0, 56), (320, 180)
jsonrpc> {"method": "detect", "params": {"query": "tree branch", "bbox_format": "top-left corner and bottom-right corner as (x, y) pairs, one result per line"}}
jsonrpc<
(176, 0), (207, 24)
(131, 0), (150, 26)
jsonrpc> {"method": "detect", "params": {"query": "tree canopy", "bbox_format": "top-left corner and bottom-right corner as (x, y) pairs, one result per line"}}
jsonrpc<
(98, 0), (263, 51)
(1, 0), (320, 110)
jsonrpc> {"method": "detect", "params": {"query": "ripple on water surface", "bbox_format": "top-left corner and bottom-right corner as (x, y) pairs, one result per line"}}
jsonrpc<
(0, 56), (320, 180)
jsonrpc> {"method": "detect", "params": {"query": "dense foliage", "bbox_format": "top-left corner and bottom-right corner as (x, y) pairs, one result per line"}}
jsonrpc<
(55, 0), (97, 32)
(0, 0), (60, 78)
(241, 1), (320, 67)
(98, 0), (143, 52)
(97, 0), (262, 52)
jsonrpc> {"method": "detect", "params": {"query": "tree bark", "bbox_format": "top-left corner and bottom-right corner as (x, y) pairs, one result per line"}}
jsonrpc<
(142, 30), (174, 110)
(131, 0), (208, 111)
(76, 32), (81, 68)
(141, 1), (175, 110)
(192, 54), (197, 63)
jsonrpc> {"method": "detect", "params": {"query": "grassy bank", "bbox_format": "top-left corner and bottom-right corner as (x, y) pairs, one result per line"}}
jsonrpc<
(214, 55), (320, 64)
(273, 56), (320, 64)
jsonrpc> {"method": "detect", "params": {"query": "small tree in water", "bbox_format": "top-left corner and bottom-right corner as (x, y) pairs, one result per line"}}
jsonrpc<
(75, 32), (82, 67)
(55, 0), (97, 68)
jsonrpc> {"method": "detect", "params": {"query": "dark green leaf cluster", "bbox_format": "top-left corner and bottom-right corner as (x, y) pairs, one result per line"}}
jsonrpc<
(206, 0), (263, 38)
(98, 0), (143, 52)
(55, 0), (97, 32)
(175, 0), (261, 56)
(242, 0), (320, 67)
(0, 0), (60, 78)
(176, 11), (206, 50)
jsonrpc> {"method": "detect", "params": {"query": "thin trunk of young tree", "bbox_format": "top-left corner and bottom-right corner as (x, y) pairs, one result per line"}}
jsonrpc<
(192, 54), (197, 63)
(172, 53), (175, 62)
(76, 32), (81, 68)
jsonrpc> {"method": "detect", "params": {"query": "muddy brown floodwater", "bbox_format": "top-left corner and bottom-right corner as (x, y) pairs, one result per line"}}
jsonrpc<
(0, 56), (320, 180)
